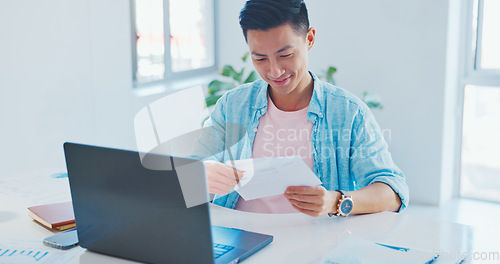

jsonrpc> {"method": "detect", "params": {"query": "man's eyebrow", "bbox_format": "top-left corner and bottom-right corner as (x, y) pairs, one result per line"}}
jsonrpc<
(251, 45), (293, 56)
(276, 45), (293, 54)
(251, 51), (267, 57)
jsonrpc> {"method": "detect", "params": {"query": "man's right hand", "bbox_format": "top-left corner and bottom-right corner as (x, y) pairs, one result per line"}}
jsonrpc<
(203, 160), (245, 195)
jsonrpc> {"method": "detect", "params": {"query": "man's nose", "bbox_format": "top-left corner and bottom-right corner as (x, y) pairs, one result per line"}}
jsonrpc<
(269, 59), (285, 79)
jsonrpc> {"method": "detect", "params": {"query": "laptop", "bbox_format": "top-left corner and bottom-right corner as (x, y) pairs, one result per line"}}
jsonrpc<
(63, 142), (273, 264)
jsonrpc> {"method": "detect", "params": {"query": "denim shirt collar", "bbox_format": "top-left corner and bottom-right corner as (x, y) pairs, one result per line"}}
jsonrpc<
(308, 71), (325, 116)
(252, 80), (268, 110)
(251, 71), (324, 116)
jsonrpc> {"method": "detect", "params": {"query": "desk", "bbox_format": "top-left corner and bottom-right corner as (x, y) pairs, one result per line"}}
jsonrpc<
(1, 175), (499, 264)
(210, 205), (498, 264)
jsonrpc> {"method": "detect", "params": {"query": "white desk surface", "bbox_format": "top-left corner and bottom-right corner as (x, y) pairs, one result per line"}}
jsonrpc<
(1, 171), (499, 264)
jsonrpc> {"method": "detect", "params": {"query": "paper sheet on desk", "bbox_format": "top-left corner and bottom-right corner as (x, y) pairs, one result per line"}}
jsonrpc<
(0, 169), (71, 205)
(0, 239), (83, 264)
(226, 156), (321, 201)
(313, 235), (439, 264)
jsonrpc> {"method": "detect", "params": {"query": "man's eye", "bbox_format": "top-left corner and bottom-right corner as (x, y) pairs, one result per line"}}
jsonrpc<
(281, 54), (292, 58)
(255, 58), (267, 62)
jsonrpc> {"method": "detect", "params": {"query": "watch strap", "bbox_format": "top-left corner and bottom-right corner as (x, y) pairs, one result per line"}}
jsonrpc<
(338, 190), (351, 198)
(328, 190), (351, 217)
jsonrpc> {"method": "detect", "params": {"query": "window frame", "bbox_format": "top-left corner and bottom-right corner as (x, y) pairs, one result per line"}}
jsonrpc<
(130, 0), (219, 88)
(463, 0), (500, 85)
(457, 0), (500, 201)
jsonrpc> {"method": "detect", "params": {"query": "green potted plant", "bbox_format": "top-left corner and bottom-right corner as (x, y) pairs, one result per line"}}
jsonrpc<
(319, 66), (383, 110)
(205, 52), (259, 107)
(319, 66), (338, 86)
(362, 92), (383, 110)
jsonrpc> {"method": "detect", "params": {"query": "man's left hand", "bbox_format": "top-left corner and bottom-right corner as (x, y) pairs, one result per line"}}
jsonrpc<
(284, 186), (339, 217)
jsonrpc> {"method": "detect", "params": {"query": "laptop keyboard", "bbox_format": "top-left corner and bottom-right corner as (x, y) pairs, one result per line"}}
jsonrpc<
(213, 243), (234, 259)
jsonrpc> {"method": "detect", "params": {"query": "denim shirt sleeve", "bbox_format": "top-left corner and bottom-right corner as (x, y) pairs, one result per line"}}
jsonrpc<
(349, 108), (409, 211)
(189, 93), (228, 162)
(189, 86), (258, 209)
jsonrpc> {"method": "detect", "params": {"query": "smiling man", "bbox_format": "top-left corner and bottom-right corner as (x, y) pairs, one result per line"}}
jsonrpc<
(200, 0), (409, 217)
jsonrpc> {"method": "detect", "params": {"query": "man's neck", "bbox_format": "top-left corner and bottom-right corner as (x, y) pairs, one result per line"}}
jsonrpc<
(268, 73), (314, 111)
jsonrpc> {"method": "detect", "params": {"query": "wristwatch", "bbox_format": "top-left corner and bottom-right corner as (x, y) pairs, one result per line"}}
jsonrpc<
(328, 190), (353, 217)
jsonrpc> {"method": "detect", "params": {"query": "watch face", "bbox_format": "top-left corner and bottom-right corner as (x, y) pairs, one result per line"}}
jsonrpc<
(340, 199), (353, 214)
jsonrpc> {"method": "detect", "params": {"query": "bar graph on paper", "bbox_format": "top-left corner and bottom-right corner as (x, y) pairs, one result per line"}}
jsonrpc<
(0, 249), (49, 262)
(0, 240), (83, 264)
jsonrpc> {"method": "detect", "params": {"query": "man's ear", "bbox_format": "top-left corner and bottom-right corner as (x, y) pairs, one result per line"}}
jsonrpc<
(306, 27), (316, 51)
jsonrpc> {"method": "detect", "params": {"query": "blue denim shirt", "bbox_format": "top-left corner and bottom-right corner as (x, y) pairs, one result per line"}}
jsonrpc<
(197, 72), (409, 212)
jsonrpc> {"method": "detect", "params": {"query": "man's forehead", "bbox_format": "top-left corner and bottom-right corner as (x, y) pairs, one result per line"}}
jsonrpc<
(246, 25), (303, 56)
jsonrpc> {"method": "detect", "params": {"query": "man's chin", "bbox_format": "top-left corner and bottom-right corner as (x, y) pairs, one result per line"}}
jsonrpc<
(268, 85), (294, 96)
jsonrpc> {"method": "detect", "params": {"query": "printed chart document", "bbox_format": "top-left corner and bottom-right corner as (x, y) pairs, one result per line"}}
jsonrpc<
(0, 239), (83, 264)
(226, 156), (321, 201)
(313, 235), (440, 264)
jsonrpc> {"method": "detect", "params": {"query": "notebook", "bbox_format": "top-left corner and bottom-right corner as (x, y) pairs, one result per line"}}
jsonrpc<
(63, 142), (273, 264)
(28, 201), (76, 231)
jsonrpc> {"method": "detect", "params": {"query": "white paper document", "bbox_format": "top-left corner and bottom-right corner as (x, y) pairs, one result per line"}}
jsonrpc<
(225, 156), (321, 201)
(0, 239), (83, 264)
(0, 169), (72, 205)
(313, 235), (439, 264)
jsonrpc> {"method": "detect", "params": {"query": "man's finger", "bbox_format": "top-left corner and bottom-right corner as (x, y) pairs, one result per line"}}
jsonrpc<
(209, 186), (229, 195)
(204, 161), (245, 177)
(290, 203), (321, 217)
(208, 179), (235, 194)
(285, 193), (323, 204)
(213, 170), (241, 186)
(223, 161), (246, 173)
(218, 163), (245, 174)
(286, 185), (324, 195)
(214, 164), (245, 180)
(289, 199), (322, 212)
(210, 177), (236, 189)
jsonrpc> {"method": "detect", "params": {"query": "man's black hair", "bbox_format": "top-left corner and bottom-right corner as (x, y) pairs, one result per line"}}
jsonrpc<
(239, 0), (310, 42)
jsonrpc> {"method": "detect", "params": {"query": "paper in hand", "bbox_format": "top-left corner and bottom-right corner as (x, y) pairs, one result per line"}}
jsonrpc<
(225, 156), (321, 201)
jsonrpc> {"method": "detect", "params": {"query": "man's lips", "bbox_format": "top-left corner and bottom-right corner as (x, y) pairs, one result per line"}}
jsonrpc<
(270, 75), (291, 86)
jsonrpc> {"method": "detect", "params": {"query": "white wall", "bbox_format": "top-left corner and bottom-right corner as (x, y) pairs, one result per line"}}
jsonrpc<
(217, 0), (460, 205)
(0, 0), (134, 176)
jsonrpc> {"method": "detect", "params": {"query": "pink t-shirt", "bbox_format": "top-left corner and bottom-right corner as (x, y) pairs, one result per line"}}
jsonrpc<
(235, 95), (314, 214)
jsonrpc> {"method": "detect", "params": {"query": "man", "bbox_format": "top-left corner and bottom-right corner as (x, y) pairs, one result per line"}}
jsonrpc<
(198, 0), (408, 217)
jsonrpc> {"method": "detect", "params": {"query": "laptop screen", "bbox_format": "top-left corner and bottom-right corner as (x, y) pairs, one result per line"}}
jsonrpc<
(64, 142), (216, 264)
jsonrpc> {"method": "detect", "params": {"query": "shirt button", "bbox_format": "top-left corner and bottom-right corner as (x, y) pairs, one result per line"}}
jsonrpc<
(253, 128), (258, 132)
(318, 113), (323, 118)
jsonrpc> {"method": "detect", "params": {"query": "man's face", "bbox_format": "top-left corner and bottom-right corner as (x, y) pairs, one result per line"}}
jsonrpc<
(247, 23), (315, 97)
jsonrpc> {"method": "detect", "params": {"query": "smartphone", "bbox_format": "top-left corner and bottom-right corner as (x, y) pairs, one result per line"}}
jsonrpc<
(43, 229), (79, 250)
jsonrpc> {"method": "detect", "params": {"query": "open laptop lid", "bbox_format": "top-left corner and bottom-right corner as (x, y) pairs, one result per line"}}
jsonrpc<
(64, 142), (216, 264)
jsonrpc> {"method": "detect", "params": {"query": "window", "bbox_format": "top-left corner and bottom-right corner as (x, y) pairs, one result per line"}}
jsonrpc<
(474, 0), (500, 70)
(131, 0), (216, 85)
(459, 0), (500, 202)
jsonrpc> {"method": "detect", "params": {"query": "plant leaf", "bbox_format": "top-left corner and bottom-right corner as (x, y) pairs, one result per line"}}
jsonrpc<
(205, 94), (223, 107)
(208, 80), (236, 95)
(221, 65), (241, 82)
(244, 71), (259, 83)
(365, 102), (384, 110)
(326, 66), (337, 85)
(241, 51), (250, 63)
(236, 68), (245, 84)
